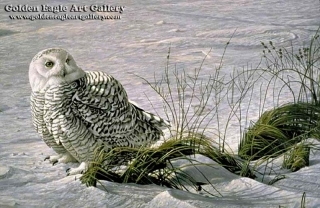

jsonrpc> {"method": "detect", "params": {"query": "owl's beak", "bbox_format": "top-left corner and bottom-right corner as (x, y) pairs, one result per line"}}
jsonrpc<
(60, 68), (66, 77)
(57, 63), (66, 77)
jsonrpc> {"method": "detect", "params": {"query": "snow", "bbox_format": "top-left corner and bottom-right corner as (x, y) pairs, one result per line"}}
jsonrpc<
(0, 0), (320, 207)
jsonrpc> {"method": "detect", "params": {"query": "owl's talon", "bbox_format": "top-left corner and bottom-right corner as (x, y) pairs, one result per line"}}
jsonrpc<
(65, 162), (88, 176)
(44, 153), (77, 165)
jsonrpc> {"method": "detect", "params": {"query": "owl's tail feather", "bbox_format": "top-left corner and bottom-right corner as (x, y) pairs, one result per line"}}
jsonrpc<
(131, 103), (170, 131)
(142, 111), (171, 130)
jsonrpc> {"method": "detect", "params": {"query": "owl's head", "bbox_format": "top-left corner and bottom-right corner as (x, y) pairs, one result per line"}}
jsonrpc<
(29, 48), (85, 92)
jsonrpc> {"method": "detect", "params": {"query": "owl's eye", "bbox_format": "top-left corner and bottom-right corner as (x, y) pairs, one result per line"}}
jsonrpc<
(45, 61), (54, 68)
(66, 58), (70, 64)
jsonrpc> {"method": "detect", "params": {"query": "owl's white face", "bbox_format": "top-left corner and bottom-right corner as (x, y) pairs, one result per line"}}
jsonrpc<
(29, 48), (85, 92)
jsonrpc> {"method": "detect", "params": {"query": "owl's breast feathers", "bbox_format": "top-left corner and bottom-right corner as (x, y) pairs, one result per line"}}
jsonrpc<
(32, 71), (169, 162)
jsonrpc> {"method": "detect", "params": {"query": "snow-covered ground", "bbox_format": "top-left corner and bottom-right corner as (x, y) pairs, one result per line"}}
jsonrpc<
(0, 0), (319, 207)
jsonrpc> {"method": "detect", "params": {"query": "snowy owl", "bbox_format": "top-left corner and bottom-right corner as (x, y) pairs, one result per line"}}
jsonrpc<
(29, 48), (169, 175)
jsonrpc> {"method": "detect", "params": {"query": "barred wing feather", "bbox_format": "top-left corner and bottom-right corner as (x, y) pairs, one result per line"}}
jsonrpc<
(42, 71), (169, 162)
